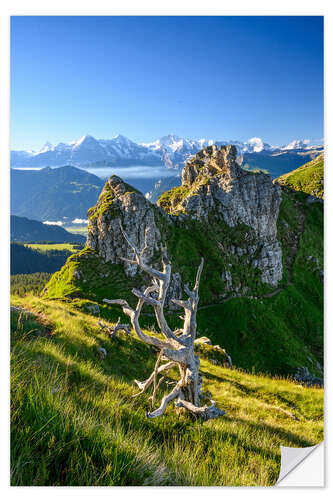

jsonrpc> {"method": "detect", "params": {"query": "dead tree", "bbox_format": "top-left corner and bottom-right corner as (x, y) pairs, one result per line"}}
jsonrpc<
(103, 224), (225, 421)
(98, 317), (131, 339)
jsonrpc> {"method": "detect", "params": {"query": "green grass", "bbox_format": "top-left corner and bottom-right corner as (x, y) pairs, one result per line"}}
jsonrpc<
(276, 153), (324, 199)
(42, 186), (323, 379)
(25, 243), (80, 253)
(157, 185), (192, 213)
(42, 246), (142, 305)
(11, 295), (323, 486)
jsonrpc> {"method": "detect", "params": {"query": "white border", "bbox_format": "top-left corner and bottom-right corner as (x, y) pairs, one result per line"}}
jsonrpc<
(1, 1), (332, 498)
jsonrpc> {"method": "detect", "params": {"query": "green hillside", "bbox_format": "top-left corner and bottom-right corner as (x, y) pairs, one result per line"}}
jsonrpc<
(42, 184), (323, 379)
(10, 159), (324, 486)
(10, 166), (104, 221)
(276, 153), (324, 199)
(10, 297), (323, 486)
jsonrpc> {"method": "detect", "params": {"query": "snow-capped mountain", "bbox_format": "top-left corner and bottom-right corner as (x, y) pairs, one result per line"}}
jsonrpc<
(11, 135), (162, 168)
(10, 134), (323, 169)
(281, 139), (311, 151)
(142, 135), (272, 159)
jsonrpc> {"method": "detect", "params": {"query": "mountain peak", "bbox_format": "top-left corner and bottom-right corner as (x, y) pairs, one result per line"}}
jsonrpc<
(74, 135), (97, 147)
(10, 134), (324, 169)
(112, 134), (132, 144)
(282, 139), (310, 151)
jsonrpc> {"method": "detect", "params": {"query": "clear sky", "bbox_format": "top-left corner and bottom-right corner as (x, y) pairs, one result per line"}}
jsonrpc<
(10, 16), (323, 151)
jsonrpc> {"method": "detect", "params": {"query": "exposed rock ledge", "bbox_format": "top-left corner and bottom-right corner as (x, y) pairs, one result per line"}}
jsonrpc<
(87, 145), (282, 298)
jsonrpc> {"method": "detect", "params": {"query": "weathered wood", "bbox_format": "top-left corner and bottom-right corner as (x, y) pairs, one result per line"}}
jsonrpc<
(98, 318), (131, 339)
(103, 222), (225, 421)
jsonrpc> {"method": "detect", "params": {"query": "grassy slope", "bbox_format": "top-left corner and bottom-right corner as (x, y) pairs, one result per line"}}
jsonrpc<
(11, 296), (323, 486)
(276, 153), (324, 199)
(43, 186), (323, 378)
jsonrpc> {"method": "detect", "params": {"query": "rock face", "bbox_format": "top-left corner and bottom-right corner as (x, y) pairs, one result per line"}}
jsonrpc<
(87, 175), (182, 306)
(87, 176), (165, 276)
(294, 366), (323, 387)
(158, 145), (283, 286)
(181, 145), (280, 240)
(86, 145), (283, 299)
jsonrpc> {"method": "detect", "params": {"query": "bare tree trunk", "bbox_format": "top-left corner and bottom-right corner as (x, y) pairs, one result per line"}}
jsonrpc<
(103, 222), (225, 421)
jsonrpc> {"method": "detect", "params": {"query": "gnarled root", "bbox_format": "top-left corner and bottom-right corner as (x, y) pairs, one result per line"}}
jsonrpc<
(175, 397), (225, 421)
(132, 361), (175, 397)
(146, 385), (181, 419)
(98, 317), (131, 339)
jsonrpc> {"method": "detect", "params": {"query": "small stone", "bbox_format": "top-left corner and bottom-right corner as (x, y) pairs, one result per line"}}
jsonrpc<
(97, 347), (107, 360)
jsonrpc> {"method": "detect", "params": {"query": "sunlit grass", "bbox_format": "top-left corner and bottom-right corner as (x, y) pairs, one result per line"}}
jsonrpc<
(11, 295), (323, 486)
(25, 243), (79, 252)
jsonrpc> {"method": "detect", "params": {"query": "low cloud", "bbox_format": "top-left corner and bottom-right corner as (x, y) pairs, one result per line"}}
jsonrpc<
(43, 220), (63, 226)
(72, 218), (88, 224)
(84, 165), (178, 180)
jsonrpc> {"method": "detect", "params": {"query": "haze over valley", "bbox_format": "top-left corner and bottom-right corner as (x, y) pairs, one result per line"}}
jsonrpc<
(11, 133), (324, 209)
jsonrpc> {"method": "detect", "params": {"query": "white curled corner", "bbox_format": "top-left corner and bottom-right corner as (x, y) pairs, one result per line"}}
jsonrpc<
(276, 441), (324, 486)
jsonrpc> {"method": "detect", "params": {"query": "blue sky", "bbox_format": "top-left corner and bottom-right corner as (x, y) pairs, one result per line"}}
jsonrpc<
(10, 16), (323, 150)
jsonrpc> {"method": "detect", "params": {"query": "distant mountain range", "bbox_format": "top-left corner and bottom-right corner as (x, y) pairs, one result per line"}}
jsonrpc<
(11, 166), (104, 221)
(11, 134), (323, 170)
(11, 215), (86, 243)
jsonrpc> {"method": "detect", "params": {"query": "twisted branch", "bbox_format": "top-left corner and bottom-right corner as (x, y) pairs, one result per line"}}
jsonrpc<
(103, 224), (224, 421)
(132, 361), (176, 397)
(98, 317), (131, 339)
(146, 385), (181, 419)
(175, 398), (225, 421)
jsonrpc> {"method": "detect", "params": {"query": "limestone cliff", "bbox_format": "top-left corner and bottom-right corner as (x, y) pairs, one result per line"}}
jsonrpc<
(86, 176), (183, 304)
(158, 145), (282, 286)
(84, 144), (282, 302)
(87, 177), (164, 277)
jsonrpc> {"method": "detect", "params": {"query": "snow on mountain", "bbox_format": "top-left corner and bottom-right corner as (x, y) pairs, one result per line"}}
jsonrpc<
(281, 139), (311, 150)
(242, 137), (272, 153)
(35, 142), (54, 155)
(10, 134), (323, 169)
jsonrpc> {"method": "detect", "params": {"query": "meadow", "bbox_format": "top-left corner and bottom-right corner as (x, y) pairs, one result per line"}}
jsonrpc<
(24, 243), (81, 253)
(11, 295), (324, 486)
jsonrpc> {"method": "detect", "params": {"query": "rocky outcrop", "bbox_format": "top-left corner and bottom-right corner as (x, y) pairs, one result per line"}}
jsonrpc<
(194, 337), (233, 368)
(85, 144), (282, 300)
(87, 176), (166, 277)
(87, 175), (182, 307)
(180, 145), (280, 240)
(158, 145), (283, 286)
(294, 366), (323, 387)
